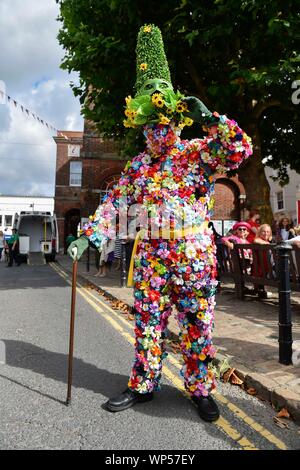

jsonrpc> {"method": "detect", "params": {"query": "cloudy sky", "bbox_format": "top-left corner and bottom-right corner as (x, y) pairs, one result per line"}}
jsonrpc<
(0, 0), (83, 197)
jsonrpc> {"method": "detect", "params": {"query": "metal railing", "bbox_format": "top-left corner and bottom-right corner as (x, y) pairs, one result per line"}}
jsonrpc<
(217, 242), (299, 365)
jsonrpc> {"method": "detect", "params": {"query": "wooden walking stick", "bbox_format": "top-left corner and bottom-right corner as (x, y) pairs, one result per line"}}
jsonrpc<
(66, 249), (78, 406)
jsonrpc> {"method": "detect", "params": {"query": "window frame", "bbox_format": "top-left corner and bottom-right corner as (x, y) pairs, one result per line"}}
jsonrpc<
(69, 160), (82, 187)
(276, 190), (284, 211)
(4, 215), (13, 227)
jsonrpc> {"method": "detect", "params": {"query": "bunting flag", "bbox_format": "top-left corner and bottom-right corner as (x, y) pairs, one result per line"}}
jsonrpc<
(0, 88), (70, 140)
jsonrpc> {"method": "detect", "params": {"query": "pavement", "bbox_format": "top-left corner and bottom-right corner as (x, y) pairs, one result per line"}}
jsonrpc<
(57, 253), (300, 422)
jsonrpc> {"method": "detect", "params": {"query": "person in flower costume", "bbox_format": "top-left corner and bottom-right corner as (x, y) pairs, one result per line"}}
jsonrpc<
(68, 25), (253, 422)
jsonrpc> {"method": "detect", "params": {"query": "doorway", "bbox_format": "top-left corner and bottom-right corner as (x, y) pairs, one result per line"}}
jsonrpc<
(64, 208), (81, 253)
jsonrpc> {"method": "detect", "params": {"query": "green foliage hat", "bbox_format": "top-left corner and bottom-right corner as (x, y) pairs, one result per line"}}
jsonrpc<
(135, 24), (173, 96)
(124, 24), (192, 129)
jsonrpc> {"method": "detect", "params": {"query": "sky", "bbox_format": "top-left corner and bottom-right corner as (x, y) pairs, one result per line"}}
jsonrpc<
(0, 0), (83, 197)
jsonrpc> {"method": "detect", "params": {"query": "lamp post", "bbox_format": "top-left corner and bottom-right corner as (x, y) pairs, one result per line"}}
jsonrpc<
(276, 243), (293, 365)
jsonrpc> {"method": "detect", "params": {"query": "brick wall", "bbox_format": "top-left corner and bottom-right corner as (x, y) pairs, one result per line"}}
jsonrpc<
(54, 126), (127, 251)
(214, 179), (240, 220)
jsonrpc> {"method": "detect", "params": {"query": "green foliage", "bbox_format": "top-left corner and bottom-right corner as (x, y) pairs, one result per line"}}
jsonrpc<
(135, 25), (172, 95)
(124, 89), (190, 128)
(57, 0), (300, 183)
(260, 106), (300, 186)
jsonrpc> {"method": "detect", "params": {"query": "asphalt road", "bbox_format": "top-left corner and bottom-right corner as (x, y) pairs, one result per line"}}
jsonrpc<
(0, 261), (299, 451)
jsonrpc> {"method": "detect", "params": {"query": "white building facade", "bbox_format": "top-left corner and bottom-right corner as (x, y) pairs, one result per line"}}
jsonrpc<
(0, 196), (54, 232)
(265, 167), (300, 225)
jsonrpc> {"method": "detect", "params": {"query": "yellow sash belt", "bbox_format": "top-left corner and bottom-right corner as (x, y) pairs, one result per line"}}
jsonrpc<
(127, 223), (208, 287)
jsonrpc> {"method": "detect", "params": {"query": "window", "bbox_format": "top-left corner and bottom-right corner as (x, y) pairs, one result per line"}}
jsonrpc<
(5, 215), (12, 227)
(276, 191), (284, 211)
(69, 161), (82, 186)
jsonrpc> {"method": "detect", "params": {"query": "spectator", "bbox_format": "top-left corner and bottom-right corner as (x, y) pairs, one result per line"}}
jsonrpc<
(113, 225), (122, 271)
(246, 209), (260, 243)
(3, 227), (12, 245)
(275, 217), (294, 243)
(94, 238), (115, 278)
(208, 221), (222, 242)
(283, 225), (300, 248)
(6, 228), (20, 267)
(221, 221), (252, 273)
(254, 224), (273, 245)
(208, 222), (222, 290)
(253, 224), (273, 298)
(284, 226), (300, 278)
(0, 230), (4, 262)
(222, 221), (251, 250)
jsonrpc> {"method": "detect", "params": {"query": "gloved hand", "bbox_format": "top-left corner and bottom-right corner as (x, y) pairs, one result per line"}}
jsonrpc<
(67, 236), (89, 261)
(183, 96), (212, 123)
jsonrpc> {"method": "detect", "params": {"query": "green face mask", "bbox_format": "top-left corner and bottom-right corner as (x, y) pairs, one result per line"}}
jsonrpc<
(138, 78), (173, 96)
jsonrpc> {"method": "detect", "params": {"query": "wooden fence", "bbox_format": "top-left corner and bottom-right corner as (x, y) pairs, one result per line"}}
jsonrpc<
(217, 242), (300, 299)
(217, 242), (298, 364)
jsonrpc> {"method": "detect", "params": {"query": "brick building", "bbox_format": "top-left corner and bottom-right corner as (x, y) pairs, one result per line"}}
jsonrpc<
(54, 122), (246, 251)
(213, 175), (246, 236)
(54, 121), (127, 252)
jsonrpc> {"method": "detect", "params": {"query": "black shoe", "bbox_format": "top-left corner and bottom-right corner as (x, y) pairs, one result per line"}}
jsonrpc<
(192, 395), (220, 422)
(6, 265), (12, 267)
(258, 290), (272, 299)
(243, 287), (257, 296)
(105, 388), (153, 412)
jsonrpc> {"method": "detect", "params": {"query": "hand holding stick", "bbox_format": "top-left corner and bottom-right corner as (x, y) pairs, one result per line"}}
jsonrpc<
(66, 248), (78, 406)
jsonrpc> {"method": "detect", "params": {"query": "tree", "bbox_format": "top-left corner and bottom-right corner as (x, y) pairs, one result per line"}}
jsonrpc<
(57, 0), (300, 221)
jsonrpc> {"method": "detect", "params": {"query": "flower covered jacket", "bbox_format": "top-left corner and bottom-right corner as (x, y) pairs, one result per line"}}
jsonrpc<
(83, 114), (253, 246)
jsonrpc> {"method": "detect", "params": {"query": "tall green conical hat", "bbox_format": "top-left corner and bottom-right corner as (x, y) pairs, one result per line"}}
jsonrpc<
(135, 24), (172, 96)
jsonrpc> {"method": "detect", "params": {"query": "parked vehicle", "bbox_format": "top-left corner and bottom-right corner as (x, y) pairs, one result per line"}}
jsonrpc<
(14, 211), (59, 262)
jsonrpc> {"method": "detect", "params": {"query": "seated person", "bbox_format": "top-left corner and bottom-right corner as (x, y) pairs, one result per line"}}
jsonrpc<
(253, 224), (274, 299)
(283, 225), (300, 248)
(221, 221), (252, 272)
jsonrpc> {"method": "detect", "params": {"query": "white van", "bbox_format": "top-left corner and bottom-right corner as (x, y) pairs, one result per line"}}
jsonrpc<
(15, 211), (59, 262)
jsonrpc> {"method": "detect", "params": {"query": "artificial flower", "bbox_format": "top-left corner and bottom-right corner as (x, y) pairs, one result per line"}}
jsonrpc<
(176, 101), (187, 113)
(184, 117), (193, 126)
(158, 113), (170, 125)
(139, 63), (148, 71)
(152, 93), (164, 108)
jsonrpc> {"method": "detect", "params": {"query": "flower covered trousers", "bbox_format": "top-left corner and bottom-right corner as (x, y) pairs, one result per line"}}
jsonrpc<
(128, 234), (218, 397)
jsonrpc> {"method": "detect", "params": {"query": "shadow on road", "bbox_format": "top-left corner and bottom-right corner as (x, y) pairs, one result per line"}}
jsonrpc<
(1, 339), (221, 430)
